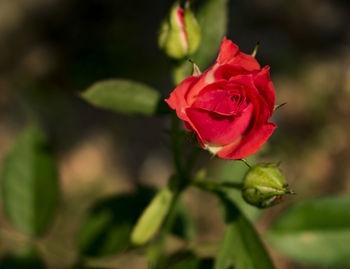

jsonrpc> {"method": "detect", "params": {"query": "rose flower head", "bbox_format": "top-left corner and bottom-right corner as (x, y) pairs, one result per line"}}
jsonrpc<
(165, 37), (276, 159)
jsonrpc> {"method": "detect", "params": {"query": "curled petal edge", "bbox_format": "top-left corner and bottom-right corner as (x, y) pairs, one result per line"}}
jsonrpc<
(217, 122), (277, 160)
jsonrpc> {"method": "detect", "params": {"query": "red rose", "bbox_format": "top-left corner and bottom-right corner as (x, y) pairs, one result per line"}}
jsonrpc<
(165, 37), (276, 159)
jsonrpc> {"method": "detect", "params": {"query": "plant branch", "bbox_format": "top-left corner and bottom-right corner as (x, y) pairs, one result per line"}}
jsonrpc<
(185, 146), (201, 175)
(171, 112), (185, 180)
(191, 178), (243, 192)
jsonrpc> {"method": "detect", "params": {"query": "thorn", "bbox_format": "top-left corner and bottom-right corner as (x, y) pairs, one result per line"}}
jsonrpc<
(274, 102), (287, 112)
(240, 158), (251, 168)
(189, 59), (201, 76)
(251, 41), (261, 58)
(286, 189), (296, 195)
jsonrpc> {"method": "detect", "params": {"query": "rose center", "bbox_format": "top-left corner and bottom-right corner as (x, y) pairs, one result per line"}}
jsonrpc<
(230, 95), (240, 103)
(225, 90), (247, 115)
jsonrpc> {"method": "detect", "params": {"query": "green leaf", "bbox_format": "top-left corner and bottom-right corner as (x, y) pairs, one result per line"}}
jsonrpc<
(1, 126), (59, 236)
(171, 202), (196, 241)
(81, 79), (168, 116)
(214, 157), (261, 222)
(267, 196), (350, 267)
(77, 187), (154, 257)
(131, 187), (173, 245)
(215, 197), (275, 269)
(194, 0), (228, 68)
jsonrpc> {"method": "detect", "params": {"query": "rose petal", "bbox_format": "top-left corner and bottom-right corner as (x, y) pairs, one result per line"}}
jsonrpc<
(165, 36), (277, 161)
(186, 39), (258, 104)
(185, 63), (218, 105)
(165, 76), (198, 121)
(218, 122), (276, 159)
(214, 64), (249, 80)
(184, 121), (194, 131)
(232, 52), (260, 71)
(229, 75), (271, 130)
(253, 66), (275, 114)
(192, 87), (247, 116)
(191, 89), (228, 112)
(188, 37), (244, 100)
(186, 103), (254, 146)
(217, 37), (239, 64)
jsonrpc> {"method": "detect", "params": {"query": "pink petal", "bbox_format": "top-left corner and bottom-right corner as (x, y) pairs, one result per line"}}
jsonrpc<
(165, 76), (199, 121)
(214, 64), (249, 80)
(192, 87), (247, 116)
(191, 89), (228, 112)
(253, 66), (275, 114)
(184, 121), (194, 131)
(186, 103), (254, 146)
(217, 37), (239, 64)
(229, 75), (271, 130)
(232, 52), (260, 71)
(217, 122), (277, 159)
(185, 63), (218, 105)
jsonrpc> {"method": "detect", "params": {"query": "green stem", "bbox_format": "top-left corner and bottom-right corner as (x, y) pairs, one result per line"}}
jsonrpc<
(185, 146), (201, 175)
(149, 73), (203, 267)
(149, 112), (190, 268)
(192, 178), (243, 192)
(171, 112), (184, 180)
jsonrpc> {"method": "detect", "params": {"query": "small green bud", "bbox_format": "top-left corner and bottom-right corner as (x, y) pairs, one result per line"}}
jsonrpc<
(158, 2), (201, 59)
(131, 187), (173, 245)
(242, 163), (293, 208)
(183, 3), (201, 55)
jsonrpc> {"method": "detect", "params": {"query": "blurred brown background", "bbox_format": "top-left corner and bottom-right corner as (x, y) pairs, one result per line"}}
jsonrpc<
(1, 0), (350, 268)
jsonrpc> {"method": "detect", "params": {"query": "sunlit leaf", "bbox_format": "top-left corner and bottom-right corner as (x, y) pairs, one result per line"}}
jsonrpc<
(267, 196), (350, 267)
(1, 126), (59, 236)
(131, 187), (173, 245)
(81, 79), (168, 116)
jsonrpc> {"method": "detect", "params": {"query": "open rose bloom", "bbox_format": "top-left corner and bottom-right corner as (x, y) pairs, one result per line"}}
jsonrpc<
(166, 37), (276, 159)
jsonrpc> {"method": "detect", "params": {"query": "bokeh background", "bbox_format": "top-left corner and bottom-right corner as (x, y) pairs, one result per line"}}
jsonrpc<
(1, 0), (350, 268)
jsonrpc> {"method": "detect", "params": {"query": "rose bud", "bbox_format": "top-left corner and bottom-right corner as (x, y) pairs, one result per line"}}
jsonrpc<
(165, 37), (276, 159)
(158, 2), (201, 59)
(242, 163), (293, 208)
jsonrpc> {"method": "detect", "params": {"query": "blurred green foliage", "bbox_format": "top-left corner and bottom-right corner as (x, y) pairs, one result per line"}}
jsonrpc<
(1, 126), (59, 236)
(215, 197), (274, 269)
(0, 247), (46, 269)
(77, 187), (154, 257)
(158, 251), (213, 269)
(1, 0), (350, 268)
(268, 196), (350, 267)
